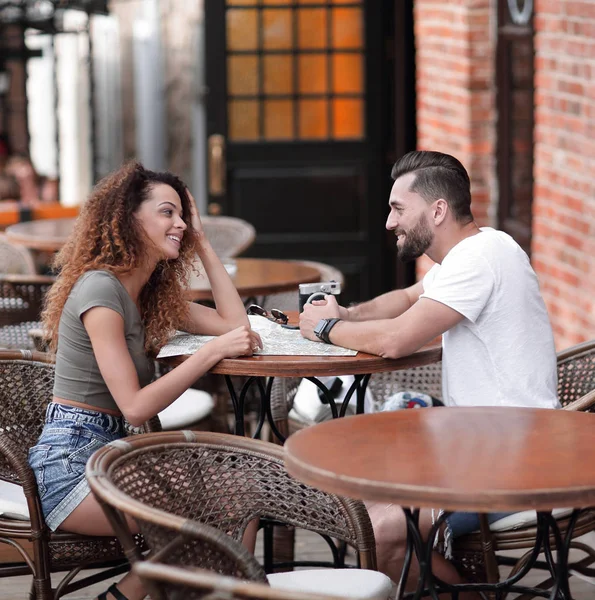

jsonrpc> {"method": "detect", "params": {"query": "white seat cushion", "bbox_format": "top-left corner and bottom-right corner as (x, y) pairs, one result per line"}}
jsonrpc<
(268, 569), (393, 600)
(158, 388), (214, 430)
(490, 508), (574, 532)
(0, 480), (30, 520)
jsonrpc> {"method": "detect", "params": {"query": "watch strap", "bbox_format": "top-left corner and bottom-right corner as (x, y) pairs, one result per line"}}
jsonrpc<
(316, 318), (342, 344)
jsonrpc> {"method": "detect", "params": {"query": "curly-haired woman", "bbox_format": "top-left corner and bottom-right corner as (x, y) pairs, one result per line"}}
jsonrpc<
(28, 162), (261, 600)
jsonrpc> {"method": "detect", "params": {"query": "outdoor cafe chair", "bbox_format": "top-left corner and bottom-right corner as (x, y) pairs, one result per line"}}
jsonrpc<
(0, 349), (160, 600)
(133, 561), (347, 600)
(86, 431), (393, 600)
(202, 216), (256, 258)
(0, 234), (36, 275)
(0, 274), (55, 350)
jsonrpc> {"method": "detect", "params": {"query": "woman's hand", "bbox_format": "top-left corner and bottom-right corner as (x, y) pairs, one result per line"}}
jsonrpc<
(186, 189), (205, 238)
(209, 325), (263, 359)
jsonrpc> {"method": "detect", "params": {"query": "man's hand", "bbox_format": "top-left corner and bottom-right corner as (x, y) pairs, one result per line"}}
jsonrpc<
(299, 295), (343, 341)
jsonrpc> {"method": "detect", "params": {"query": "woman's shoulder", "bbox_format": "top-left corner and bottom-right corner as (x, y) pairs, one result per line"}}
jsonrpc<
(70, 270), (123, 304)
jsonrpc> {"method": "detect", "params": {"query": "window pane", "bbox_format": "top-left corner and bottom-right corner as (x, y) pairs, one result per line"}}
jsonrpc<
(263, 9), (292, 50)
(264, 100), (294, 140)
(298, 9), (327, 49)
(298, 54), (327, 94)
(264, 55), (293, 95)
(332, 7), (363, 49)
(226, 9), (258, 51)
(332, 53), (363, 94)
(332, 98), (363, 139)
(227, 56), (259, 96)
(299, 99), (328, 139)
(229, 100), (260, 140)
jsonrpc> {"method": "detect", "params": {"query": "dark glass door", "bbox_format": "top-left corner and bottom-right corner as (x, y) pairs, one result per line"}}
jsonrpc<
(205, 0), (399, 303)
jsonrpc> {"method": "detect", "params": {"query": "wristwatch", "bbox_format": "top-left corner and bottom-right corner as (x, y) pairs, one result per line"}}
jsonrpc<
(313, 318), (342, 344)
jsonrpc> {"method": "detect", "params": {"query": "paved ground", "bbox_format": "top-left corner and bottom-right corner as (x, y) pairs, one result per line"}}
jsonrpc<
(2, 530), (594, 599)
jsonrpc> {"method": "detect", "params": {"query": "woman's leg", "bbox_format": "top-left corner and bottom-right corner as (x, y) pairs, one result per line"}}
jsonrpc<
(59, 493), (146, 600)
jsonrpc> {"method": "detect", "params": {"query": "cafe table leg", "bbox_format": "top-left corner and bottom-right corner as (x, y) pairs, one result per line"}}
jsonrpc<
(399, 508), (584, 600)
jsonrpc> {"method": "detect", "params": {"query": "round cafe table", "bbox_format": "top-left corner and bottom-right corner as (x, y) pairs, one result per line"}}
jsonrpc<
(285, 407), (595, 599)
(191, 321), (442, 441)
(184, 258), (319, 302)
(5, 217), (75, 252)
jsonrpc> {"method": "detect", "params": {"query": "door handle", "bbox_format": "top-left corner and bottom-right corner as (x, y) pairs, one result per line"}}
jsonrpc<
(208, 134), (226, 197)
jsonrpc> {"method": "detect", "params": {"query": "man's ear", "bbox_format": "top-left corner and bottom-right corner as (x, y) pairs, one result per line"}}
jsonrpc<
(433, 199), (448, 225)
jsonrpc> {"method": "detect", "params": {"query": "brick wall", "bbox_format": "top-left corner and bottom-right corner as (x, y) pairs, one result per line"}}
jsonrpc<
(414, 0), (497, 276)
(532, 0), (595, 348)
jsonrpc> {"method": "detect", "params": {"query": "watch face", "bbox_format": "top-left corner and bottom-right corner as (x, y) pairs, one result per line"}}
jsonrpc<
(313, 319), (327, 337)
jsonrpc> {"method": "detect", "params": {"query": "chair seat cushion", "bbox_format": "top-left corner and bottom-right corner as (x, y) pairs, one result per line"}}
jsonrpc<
(268, 568), (393, 600)
(158, 389), (214, 430)
(0, 480), (30, 520)
(489, 508), (574, 532)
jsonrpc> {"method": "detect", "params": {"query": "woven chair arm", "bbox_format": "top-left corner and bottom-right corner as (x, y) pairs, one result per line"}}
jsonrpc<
(0, 434), (39, 494)
(0, 274), (56, 285)
(338, 497), (377, 569)
(562, 389), (595, 412)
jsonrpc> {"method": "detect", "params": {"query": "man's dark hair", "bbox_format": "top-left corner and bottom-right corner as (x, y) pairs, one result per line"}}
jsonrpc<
(391, 150), (473, 223)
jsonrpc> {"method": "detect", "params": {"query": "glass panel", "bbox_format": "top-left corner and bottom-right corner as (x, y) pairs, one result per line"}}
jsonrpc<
(332, 7), (363, 49)
(229, 100), (260, 140)
(298, 54), (327, 94)
(298, 9), (327, 49)
(264, 100), (294, 139)
(226, 9), (258, 51)
(227, 0), (256, 5)
(332, 98), (363, 139)
(299, 99), (328, 139)
(263, 9), (292, 50)
(262, 0), (292, 4)
(332, 53), (363, 94)
(227, 56), (259, 96)
(264, 55), (293, 95)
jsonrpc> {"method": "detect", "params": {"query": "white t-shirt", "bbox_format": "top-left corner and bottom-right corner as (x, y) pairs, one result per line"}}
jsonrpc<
(420, 228), (558, 409)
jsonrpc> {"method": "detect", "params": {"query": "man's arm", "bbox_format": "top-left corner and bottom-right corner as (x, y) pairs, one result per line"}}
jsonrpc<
(300, 296), (464, 359)
(346, 280), (424, 321)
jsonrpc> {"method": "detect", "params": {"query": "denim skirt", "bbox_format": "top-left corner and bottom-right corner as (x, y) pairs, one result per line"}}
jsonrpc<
(28, 402), (125, 531)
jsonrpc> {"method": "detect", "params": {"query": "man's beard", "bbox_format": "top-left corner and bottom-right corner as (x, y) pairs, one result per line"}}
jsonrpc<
(396, 214), (434, 262)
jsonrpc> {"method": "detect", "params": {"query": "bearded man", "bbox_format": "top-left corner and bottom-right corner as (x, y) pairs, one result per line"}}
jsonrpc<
(299, 150), (558, 589)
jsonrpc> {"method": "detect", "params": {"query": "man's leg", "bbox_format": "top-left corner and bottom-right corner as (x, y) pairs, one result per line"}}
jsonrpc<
(365, 502), (467, 590)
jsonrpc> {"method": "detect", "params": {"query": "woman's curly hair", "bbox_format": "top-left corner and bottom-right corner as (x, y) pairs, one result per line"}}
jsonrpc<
(42, 161), (199, 356)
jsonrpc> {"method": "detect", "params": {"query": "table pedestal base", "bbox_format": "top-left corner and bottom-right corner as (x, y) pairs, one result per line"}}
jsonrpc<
(224, 373), (371, 442)
(400, 508), (589, 600)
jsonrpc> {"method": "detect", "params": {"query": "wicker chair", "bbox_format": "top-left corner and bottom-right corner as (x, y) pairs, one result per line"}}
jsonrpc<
(134, 562), (346, 600)
(0, 274), (55, 350)
(202, 216), (256, 258)
(0, 349), (160, 599)
(0, 234), (36, 275)
(450, 339), (595, 590)
(86, 431), (393, 599)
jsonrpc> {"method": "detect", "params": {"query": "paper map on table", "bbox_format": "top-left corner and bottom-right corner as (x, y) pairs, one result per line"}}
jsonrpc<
(156, 315), (357, 358)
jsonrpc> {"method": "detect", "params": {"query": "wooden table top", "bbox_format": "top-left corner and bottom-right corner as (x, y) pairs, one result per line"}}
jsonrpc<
(285, 407), (595, 512)
(5, 217), (76, 251)
(208, 343), (442, 377)
(184, 258), (320, 302)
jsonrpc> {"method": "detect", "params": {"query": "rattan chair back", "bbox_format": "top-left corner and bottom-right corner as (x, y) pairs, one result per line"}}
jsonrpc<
(202, 216), (256, 258)
(134, 562), (344, 600)
(0, 349), (55, 483)
(0, 274), (55, 327)
(0, 349), (160, 599)
(87, 431), (377, 570)
(556, 339), (595, 408)
(0, 234), (36, 275)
